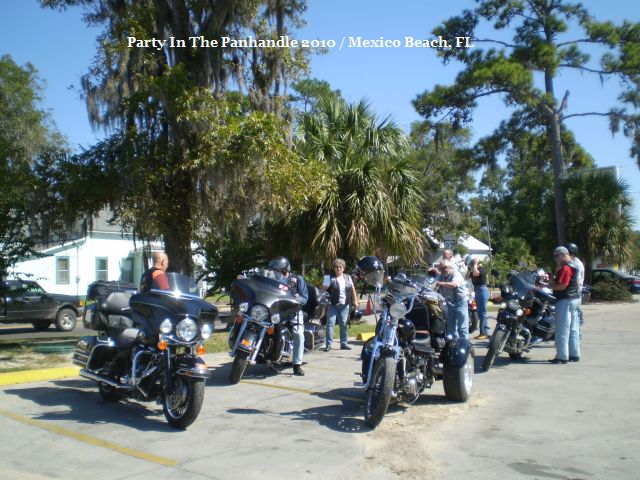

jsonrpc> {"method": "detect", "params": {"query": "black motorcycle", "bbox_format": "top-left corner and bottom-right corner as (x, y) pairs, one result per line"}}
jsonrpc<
(72, 273), (216, 429)
(227, 272), (303, 383)
(357, 258), (474, 429)
(482, 271), (556, 371)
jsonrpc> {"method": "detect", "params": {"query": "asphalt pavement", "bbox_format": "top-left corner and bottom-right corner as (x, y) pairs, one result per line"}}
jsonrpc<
(0, 300), (638, 479)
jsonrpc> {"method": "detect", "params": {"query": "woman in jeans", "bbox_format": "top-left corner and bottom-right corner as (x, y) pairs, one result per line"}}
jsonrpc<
(466, 255), (491, 340)
(322, 258), (357, 351)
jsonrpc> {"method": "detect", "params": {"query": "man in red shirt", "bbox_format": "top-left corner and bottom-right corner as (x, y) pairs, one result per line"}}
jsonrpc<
(548, 246), (581, 364)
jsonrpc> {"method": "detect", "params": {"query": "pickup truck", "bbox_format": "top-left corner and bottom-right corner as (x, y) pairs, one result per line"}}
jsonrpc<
(0, 279), (84, 331)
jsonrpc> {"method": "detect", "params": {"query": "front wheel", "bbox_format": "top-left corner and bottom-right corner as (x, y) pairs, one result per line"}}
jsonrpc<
(98, 382), (120, 402)
(229, 352), (249, 384)
(364, 356), (396, 429)
(55, 308), (77, 332)
(162, 376), (205, 429)
(482, 328), (507, 372)
(443, 353), (474, 402)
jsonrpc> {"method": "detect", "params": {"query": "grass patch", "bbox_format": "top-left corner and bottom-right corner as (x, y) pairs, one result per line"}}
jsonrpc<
(0, 346), (73, 373)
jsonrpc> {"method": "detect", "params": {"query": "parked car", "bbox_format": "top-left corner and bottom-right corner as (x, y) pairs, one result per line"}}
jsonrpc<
(0, 279), (84, 331)
(591, 268), (640, 294)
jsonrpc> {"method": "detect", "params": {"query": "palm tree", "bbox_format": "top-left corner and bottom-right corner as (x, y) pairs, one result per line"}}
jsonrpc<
(564, 171), (634, 283)
(292, 97), (426, 264)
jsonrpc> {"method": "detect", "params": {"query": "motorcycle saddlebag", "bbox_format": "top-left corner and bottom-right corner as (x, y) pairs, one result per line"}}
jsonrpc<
(72, 336), (98, 368)
(82, 304), (107, 330)
(533, 319), (554, 341)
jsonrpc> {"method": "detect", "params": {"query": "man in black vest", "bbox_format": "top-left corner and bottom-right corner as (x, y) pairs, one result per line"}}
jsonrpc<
(548, 246), (581, 364)
(268, 256), (309, 376)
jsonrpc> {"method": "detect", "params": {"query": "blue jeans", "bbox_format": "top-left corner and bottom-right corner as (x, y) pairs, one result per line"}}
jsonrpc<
(446, 298), (469, 339)
(326, 303), (350, 347)
(554, 297), (581, 360)
(475, 285), (490, 336)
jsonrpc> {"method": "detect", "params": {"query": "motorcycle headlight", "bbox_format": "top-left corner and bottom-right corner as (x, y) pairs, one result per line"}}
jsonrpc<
(250, 304), (269, 322)
(160, 319), (172, 334)
(516, 309), (524, 317)
(271, 313), (281, 324)
(176, 318), (198, 342)
(239, 302), (249, 313)
(389, 302), (407, 319)
(500, 302), (507, 310)
(507, 299), (521, 311)
(201, 322), (213, 340)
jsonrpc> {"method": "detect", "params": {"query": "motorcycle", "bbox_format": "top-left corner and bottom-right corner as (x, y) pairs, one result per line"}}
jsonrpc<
(482, 271), (556, 371)
(467, 281), (480, 334)
(72, 273), (216, 429)
(356, 257), (474, 429)
(227, 271), (304, 383)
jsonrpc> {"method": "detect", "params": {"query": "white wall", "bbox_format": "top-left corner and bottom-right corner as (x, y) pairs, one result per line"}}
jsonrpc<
(10, 233), (142, 297)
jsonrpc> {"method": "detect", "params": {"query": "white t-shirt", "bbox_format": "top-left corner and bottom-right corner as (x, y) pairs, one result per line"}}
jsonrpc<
(323, 274), (348, 304)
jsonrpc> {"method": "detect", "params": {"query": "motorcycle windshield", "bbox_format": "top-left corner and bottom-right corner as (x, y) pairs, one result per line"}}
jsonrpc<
(510, 272), (536, 298)
(231, 275), (302, 315)
(156, 272), (201, 298)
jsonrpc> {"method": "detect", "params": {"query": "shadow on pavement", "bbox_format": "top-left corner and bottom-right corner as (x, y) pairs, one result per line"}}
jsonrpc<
(3, 378), (176, 432)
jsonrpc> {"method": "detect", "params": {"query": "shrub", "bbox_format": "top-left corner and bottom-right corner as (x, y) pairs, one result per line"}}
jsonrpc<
(591, 278), (633, 302)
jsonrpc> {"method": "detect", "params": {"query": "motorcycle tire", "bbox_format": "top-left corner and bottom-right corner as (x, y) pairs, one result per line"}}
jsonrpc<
(98, 382), (120, 402)
(468, 311), (479, 334)
(229, 351), (249, 384)
(364, 356), (396, 429)
(443, 352), (474, 402)
(162, 376), (205, 429)
(509, 352), (523, 360)
(482, 329), (507, 371)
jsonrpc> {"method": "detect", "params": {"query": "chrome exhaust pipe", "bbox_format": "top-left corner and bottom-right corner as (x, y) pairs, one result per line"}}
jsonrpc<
(79, 369), (133, 390)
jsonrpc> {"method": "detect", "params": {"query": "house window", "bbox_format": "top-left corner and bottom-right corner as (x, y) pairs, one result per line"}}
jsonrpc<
(120, 257), (134, 284)
(56, 257), (70, 284)
(96, 257), (108, 281)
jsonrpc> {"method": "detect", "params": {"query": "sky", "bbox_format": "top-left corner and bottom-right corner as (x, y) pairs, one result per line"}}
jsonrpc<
(1, 0), (639, 227)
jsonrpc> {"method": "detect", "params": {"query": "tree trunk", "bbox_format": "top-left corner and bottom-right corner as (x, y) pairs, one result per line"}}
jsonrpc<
(544, 69), (567, 245)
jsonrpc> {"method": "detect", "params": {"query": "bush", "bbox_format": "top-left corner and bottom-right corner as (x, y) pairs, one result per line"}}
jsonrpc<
(591, 278), (633, 302)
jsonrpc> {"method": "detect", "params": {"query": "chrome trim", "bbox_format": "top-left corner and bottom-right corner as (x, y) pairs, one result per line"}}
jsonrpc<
(79, 369), (134, 390)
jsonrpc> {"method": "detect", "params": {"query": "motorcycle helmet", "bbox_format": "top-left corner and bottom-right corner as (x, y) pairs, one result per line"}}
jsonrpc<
(355, 256), (385, 288)
(465, 254), (475, 266)
(268, 256), (291, 273)
(398, 318), (416, 341)
(351, 308), (363, 320)
(565, 242), (579, 256)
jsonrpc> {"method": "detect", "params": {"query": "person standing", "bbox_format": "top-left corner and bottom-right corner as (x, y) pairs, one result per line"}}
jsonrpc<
(268, 256), (309, 376)
(442, 248), (459, 272)
(548, 246), (581, 364)
(565, 242), (585, 326)
(435, 259), (470, 339)
(322, 258), (357, 351)
(466, 255), (491, 340)
(140, 251), (170, 292)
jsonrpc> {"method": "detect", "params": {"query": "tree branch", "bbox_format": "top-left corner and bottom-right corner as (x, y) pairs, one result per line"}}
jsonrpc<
(474, 38), (519, 49)
(558, 64), (620, 75)
(562, 112), (612, 120)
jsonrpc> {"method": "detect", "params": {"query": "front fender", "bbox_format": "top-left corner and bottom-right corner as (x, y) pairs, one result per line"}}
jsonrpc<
(441, 337), (474, 368)
(174, 354), (211, 379)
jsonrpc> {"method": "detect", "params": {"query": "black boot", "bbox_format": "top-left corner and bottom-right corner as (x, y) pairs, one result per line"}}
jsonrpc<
(293, 365), (305, 376)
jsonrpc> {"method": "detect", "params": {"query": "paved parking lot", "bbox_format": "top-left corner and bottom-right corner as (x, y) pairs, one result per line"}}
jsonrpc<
(1, 301), (639, 479)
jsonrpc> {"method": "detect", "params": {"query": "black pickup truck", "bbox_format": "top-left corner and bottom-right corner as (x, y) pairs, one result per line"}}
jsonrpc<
(0, 279), (84, 331)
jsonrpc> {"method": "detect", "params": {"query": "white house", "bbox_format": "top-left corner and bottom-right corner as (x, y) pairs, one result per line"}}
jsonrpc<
(9, 214), (156, 297)
(427, 233), (492, 272)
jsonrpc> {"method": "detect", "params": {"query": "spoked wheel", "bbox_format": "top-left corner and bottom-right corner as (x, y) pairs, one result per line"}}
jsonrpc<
(482, 329), (507, 372)
(364, 356), (396, 429)
(229, 351), (249, 384)
(162, 376), (205, 429)
(443, 353), (474, 402)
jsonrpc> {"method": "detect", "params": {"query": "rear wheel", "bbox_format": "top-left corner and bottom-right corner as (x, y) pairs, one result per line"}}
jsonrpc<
(364, 356), (396, 429)
(98, 382), (120, 402)
(469, 311), (479, 334)
(443, 353), (474, 401)
(55, 308), (77, 332)
(229, 351), (249, 384)
(162, 376), (205, 429)
(32, 320), (52, 331)
(482, 329), (507, 371)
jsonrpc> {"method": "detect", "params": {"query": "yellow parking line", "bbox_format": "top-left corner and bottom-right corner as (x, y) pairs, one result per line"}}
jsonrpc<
(0, 367), (80, 387)
(0, 408), (177, 467)
(240, 379), (363, 403)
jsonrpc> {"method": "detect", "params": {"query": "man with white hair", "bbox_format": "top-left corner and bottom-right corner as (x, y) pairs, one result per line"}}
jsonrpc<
(435, 259), (470, 339)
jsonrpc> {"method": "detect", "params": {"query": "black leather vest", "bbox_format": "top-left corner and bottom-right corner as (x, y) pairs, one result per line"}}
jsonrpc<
(328, 275), (353, 305)
(555, 264), (580, 300)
